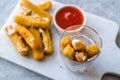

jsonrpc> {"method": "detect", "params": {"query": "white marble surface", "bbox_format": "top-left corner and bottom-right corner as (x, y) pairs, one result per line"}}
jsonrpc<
(0, 0), (120, 80)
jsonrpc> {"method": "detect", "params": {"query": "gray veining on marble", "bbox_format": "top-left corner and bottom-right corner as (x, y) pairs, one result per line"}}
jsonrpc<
(0, 0), (120, 80)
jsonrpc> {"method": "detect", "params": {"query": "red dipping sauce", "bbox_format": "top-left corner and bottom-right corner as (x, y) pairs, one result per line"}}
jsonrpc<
(55, 6), (84, 30)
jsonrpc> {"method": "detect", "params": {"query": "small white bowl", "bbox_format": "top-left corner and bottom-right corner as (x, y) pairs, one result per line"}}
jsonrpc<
(53, 5), (86, 34)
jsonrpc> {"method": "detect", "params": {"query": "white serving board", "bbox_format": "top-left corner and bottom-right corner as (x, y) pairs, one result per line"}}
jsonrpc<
(0, 0), (120, 80)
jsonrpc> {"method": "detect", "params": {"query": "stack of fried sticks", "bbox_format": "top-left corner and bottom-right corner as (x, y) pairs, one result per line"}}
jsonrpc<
(5, 0), (53, 61)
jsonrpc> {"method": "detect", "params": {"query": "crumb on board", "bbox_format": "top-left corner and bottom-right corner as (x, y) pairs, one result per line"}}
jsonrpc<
(59, 65), (64, 69)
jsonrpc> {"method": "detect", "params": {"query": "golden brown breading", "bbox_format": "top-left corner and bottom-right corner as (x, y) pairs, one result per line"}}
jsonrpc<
(38, 0), (52, 10)
(31, 47), (44, 61)
(40, 29), (53, 54)
(60, 36), (72, 50)
(29, 27), (43, 46)
(63, 45), (75, 60)
(72, 40), (86, 51)
(85, 44), (100, 58)
(5, 25), (29, 56)
(15, 24), (39, 49)
(14, 15), (50, 29)
(29, 27), (44, 60)
(20, 0), (52, 21)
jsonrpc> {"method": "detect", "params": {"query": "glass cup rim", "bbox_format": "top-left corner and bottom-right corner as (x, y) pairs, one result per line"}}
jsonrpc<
(59, 25), (103, 64)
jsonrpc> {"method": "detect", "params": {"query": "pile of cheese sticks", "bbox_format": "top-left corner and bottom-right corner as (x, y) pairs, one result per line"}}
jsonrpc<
(5, 0), (53, 61)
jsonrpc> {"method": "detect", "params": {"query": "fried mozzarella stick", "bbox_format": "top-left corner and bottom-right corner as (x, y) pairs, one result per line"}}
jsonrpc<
(40, 29), (53, 54)
(20, 10), (32, 16)
(31, 48), (44, 60)
(14, 15), (50, 29)
(16, 25), (39, 49)
(20, 0), (52, 21)
(5, 25), (29, 56)
(38, 0), (52, 11)
(29, 28), (44, 60)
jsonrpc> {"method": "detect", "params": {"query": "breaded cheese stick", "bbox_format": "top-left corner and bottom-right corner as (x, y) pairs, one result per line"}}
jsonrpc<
(20, 0), (52, 21)
(16, 25), (39, 49)
(29, 28), (43, 44)
(5, 25), (29, 56)
(40, 29), (53, 54)
(38, 0), (52, 11)
(14, 15), (50, 29)
(31, 48), (44, 61)
(20, 10), (32, 16)
(29, 28), (44, 60)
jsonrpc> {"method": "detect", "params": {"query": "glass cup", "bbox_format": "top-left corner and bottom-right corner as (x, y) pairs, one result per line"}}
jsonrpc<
(59, 25), (102, 72)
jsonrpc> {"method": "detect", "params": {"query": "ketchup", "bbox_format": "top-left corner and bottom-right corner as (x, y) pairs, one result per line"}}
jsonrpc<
(55, 6), (84, 30)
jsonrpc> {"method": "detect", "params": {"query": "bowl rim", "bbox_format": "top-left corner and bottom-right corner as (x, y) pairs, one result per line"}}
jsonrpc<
(53, 4), (86, 34)
(59, 25), (103, 64)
